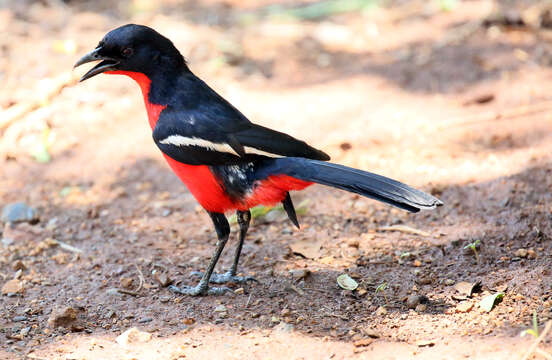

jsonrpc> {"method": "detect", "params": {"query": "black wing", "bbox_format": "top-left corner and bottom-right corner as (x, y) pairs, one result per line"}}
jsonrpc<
(152, 76), (329, 166)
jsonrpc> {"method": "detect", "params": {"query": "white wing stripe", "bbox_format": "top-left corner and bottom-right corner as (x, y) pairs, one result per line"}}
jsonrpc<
(159, 135), (240, 156)
(243, 146), (282, 158)
(160, 135), (283, 158)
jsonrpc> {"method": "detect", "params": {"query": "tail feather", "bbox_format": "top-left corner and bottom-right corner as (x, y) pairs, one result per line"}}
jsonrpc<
(256, 158), (443, 213)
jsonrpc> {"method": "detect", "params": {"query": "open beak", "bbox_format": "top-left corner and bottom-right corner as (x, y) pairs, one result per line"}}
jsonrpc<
(74, 47), (120, 82)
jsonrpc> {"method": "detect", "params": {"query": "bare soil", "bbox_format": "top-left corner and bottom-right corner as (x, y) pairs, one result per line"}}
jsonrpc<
(1, 1), (552, 359)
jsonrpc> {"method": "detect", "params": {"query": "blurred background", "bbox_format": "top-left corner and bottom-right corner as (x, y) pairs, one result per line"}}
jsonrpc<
(2, 0), (552, 186)
(2, 0), (552, 359)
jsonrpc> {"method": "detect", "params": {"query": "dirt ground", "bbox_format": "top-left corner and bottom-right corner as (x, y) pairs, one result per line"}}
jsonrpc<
(2, 0), (552, 359)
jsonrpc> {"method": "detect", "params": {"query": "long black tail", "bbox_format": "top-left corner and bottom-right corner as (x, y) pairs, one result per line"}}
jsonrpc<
(255, 158), (443, 212)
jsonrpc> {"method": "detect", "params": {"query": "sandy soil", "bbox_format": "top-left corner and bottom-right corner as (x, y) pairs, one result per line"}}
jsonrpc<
(1, 0), (552, 359)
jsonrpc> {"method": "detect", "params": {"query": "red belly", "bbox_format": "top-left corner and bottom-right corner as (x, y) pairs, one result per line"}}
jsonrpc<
(163, 155), (312, 213)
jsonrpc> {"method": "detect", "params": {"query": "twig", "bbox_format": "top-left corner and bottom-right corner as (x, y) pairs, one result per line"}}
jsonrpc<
(303, 287), (331, 293)
(152, 262), (168, 272)
(116, 289), (140, 297)
(437, 100), (552, 131)
(26, 354), (48, 360)
(287, 284), (304, 296)
(134, 263), (145, 293)
(246, 293), (252, 307)
(521, 320), (552, 360)
(324, 312), (349, 321)
(52, 239), (83, 253)
(0, 72), (79, 133)
(377, 225), (430, 237)
(536, 348), (552, 360)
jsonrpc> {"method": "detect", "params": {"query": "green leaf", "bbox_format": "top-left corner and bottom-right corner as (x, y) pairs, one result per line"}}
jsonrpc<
(375, 282), (387, 293)
(520, 329), (539, 338)
(463, 239), (480, 250)
(59, 186), (73, 197)
(30, 143), (51, 163)
(438, 0), (458, 12)
(479, 292), (504, 312)
(521, 311), (540, 338)
(228, 199), (310, 224)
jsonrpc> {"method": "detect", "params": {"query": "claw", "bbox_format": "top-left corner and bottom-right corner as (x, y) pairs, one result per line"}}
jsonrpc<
(190, 270), (258, 284)
(168, 284), (233, 296)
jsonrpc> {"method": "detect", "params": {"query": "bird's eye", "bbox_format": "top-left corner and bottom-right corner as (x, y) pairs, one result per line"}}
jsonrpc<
(122, 47), (134, 57)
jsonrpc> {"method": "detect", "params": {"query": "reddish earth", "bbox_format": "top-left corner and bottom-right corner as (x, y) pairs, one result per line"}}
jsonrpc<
(1, 1), (552, 359)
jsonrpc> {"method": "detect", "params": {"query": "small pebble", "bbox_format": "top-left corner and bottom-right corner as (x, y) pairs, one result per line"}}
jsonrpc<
(281, 228), (293, 235)
(347, 238), (360, 248)
(1, 202), (38, 224)
(1, 237), (14, 247)
(116, 327), (152, 346)
(11, 260), (26, 272)
(153, 272), (172, 287)
(455, 301), (474, 313)
(20, 327), (30, 337)
(274, 322), (294, 333)
(415, 304), (427, 312)
(13, 316), (27, 322)
(2, 279), (23, 295)
(289, 269), (310, 281)
(406, 295), (423, 309)
(46, 218), (58, 230)
(106, 288), (123, 296)
(48, 307), (78, 329)
(138, 317), (152, 324)
(444, 279), (455, 286)
(120, 277), (134, 289)
(514, 249), (528, 258)
(375, 306), (387, 316)
(353, 338), (373, 347)
(214, 305), (227, 312)
(362, 328), (381, 338)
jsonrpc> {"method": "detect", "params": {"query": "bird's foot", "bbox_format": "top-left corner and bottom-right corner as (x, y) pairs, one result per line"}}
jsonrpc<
(190, 270), (258, 284)
(168, 284), (232, 296)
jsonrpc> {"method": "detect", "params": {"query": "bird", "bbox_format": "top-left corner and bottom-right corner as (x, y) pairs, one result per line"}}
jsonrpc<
(74, 24), (442, 296)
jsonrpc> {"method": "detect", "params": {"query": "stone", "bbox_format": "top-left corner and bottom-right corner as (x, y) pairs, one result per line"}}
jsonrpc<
(353, 338), (373, 347)
(2, 279), (23, 295)
(274, 322), (294, 333)
(48, 306), (78, 329)
(406, 295), (422, 309)
(116, 327), (152, 346)
(1, 202), (38, 224)
(514, 249), (528, 258)
(455, 301), (474, 313)
(289, 269), (310, 281)
(375, 306), (387, 316)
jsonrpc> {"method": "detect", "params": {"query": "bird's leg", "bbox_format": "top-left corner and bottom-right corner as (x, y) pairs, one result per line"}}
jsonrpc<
(169, 212), (232, 296)
(230, 209), (251, 276)
(191, 210), (257, 284)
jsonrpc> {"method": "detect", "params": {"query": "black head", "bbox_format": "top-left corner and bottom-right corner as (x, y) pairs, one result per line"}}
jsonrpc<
(74, 24), (187, 81)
